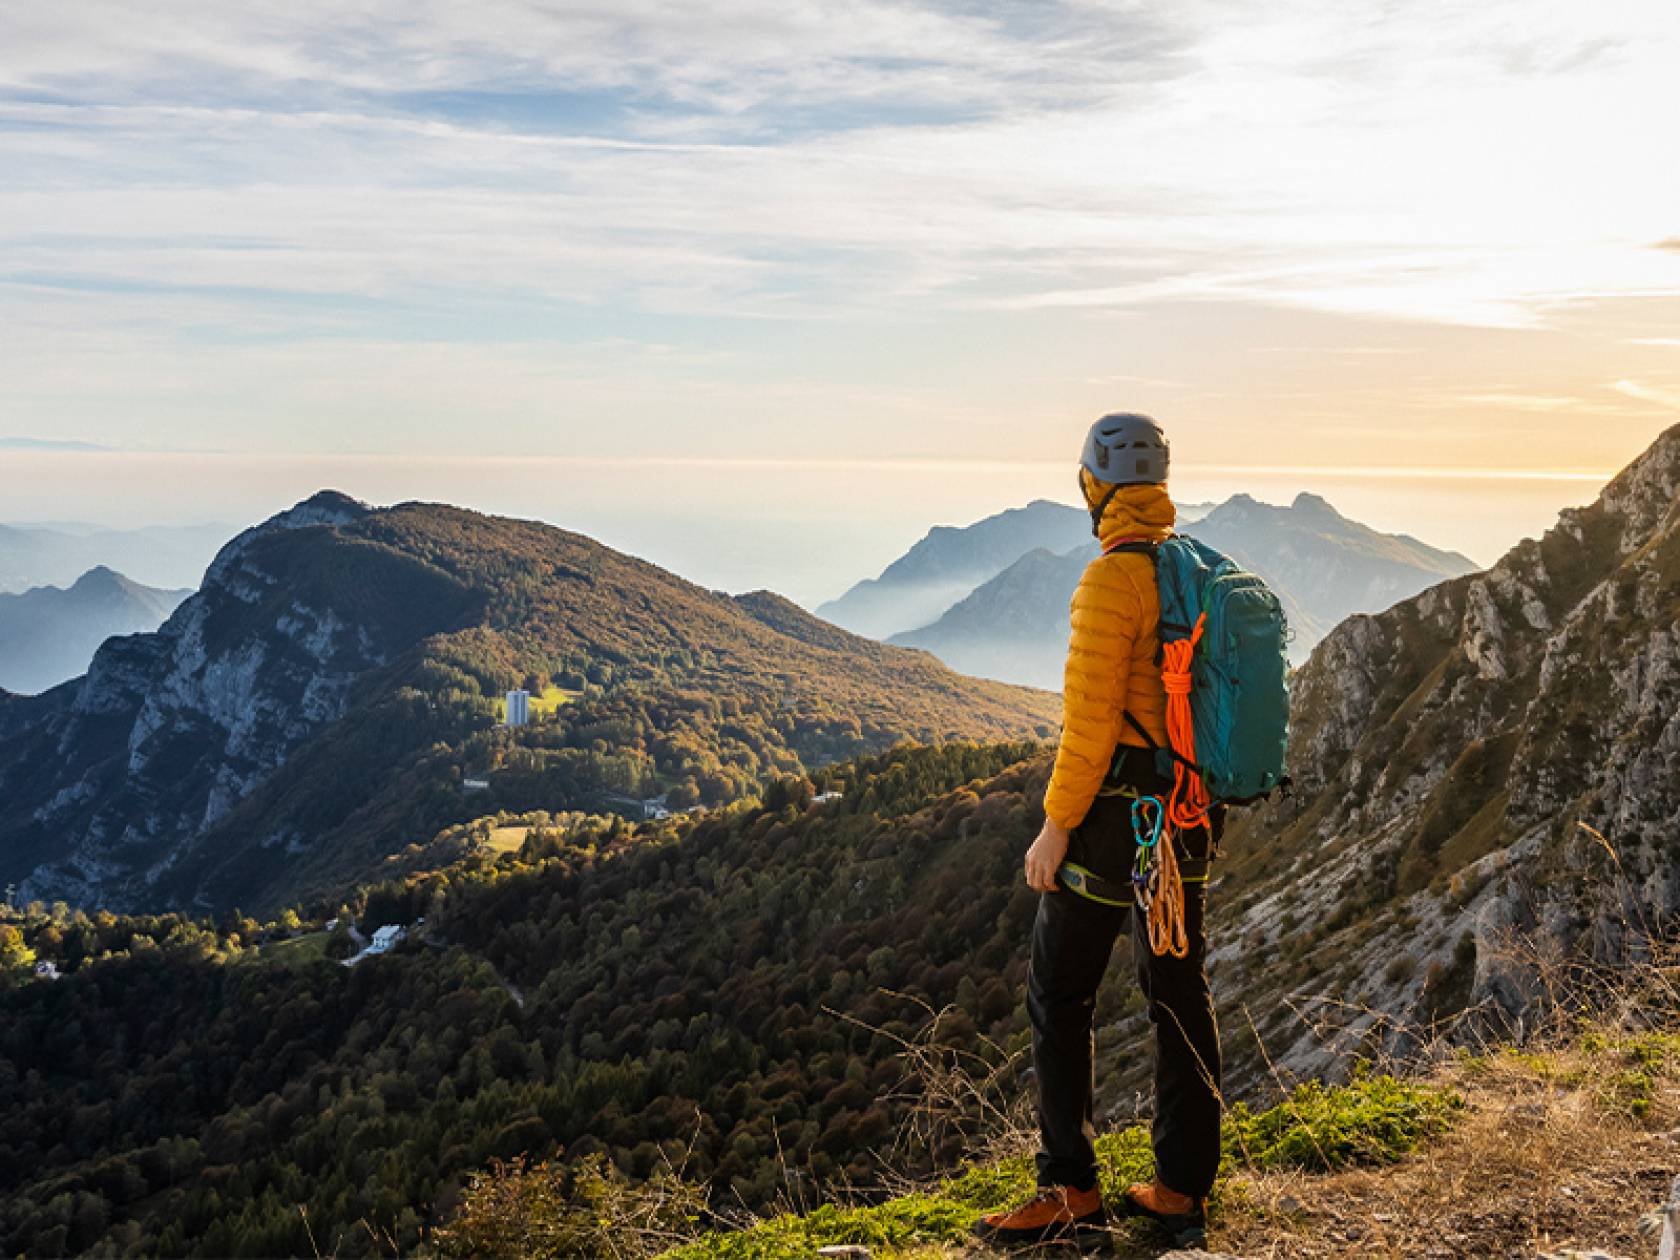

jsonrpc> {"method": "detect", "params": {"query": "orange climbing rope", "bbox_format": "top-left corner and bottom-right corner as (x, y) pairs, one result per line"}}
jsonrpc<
(1162, 612), (1211, 834)
(1144, 611), (1211, 959)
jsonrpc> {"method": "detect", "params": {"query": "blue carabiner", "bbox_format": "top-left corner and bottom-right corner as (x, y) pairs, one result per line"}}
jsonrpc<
(1131, 795), (1164, 849)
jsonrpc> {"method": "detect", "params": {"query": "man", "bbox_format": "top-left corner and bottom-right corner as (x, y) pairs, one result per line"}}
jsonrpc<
(973, 412), (1222, 1248)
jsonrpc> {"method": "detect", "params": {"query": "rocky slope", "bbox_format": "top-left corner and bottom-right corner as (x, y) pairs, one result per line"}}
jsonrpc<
(1180, 420), (1680, 1090)
(0, 492), (1056, 915)
(0, 566), (193, 694)
(889, 493), (1475, 687)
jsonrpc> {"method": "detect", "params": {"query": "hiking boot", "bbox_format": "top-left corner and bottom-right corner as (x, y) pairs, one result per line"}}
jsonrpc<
(1114, 1179), (1206, 1245)
(972, 1184), (1107, 1247)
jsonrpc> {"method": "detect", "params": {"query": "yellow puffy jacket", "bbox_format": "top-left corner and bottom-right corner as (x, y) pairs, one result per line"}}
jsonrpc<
(1042, 482), (1175, 830)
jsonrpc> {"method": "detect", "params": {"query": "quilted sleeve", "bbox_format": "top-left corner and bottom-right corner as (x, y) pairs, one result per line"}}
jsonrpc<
(1042, 556), (1141, 829)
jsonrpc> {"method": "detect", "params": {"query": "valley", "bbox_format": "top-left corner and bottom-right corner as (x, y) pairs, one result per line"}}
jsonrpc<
(0, 425), (1676, 1258)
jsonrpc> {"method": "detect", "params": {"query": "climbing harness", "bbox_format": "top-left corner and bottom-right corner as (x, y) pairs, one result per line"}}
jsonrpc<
(1055, 861), (1131, 907)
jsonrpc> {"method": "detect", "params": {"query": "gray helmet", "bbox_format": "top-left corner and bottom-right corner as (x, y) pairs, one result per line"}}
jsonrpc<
(1080, 412), (1169, 486)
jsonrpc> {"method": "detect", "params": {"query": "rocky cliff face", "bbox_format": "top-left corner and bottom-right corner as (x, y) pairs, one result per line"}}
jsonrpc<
(1175, 423), (1680, 1092)
(0, 491), (477, 910)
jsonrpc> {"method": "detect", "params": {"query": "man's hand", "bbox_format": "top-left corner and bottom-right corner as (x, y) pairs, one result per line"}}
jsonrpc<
(1024, 818), (1070, 892)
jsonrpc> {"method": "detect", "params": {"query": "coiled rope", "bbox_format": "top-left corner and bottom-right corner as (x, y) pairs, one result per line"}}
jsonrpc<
(1138, 611), (1212, 959)
(1163, 612), (1211, 834)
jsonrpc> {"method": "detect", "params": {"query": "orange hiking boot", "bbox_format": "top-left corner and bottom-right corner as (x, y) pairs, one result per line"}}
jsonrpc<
(972, 1184), (1107, 1247)
(1116, 1179), (1206, 1245)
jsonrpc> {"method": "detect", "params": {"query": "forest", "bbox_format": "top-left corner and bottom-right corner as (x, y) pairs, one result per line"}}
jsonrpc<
(0, 740), (1097, 1257)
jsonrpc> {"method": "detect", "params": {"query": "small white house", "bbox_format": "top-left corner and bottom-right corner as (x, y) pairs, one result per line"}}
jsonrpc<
(366, 924), (406, 955)
(34, 960), (60, 981)
(505, 690), (530, 727)
(462, 777), (490, 792)
(813, 791), (843, 805)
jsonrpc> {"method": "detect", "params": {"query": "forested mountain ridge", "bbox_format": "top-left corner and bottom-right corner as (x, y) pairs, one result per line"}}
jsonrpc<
(0, 492), (1056, 915)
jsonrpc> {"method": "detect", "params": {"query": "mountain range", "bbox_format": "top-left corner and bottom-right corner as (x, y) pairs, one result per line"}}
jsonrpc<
(815, 499), (1094, 639)
(0, 491), (1055, 915)
(887, 492), (1477, 687)
(0, 567), (192, 695)
(0, 425), (1676, 1257)
(0, 520), (228, 594)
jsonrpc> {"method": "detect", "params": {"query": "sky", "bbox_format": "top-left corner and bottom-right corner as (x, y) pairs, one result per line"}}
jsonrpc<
(2, 0), (1679, 603)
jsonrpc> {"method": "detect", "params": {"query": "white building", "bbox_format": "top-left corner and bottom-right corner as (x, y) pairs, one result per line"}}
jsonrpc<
(34, 960), (60, 981)
(366, 924), (406, 955)
(505, 690), (531, 727)
(462, 777), (490, 792)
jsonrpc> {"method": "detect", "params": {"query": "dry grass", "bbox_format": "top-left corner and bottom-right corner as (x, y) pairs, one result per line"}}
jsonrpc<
(1209, 1049), (1677, 1260)
(921, 1043), (1677, 1259)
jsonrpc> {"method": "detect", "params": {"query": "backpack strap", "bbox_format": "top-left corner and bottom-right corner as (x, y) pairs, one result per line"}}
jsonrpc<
(1102, 536), (1160, 557)
(1119, 710), (1203, 776)
(1122, 710), (1159, 749)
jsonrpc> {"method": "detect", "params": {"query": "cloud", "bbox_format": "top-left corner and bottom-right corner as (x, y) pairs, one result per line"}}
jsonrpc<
(0, 436), (113, 451)
(2, 0), (1680, 468)
(1611, 379), (1680, 412)
(1, 2), (1677, 335)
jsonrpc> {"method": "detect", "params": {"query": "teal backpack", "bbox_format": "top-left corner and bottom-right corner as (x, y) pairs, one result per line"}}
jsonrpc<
(1115, 534), (1290, 807)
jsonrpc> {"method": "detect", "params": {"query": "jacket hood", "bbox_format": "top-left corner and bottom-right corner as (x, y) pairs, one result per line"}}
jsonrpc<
(1083, 480), (1176, 548)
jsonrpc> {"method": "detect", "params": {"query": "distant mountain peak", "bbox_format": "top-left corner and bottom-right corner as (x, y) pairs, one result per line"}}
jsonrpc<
(891, 491), (1480, 683)
(0, 566), (193, 695)
(817, 499), (1090, 639)
(280, 489), (370, 525)
(1290, 490), (1341, 517)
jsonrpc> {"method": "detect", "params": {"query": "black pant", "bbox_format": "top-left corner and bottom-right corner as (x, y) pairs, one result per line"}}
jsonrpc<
(1026, 791), (1223, 1198)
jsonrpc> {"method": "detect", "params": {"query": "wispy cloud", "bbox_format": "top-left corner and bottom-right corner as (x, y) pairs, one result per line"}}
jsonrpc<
(1612, 379), (1680, 412)
(0, 436), (113, 451)
(2, 0), (1679, 479)
(4, 1), (1678, 330)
